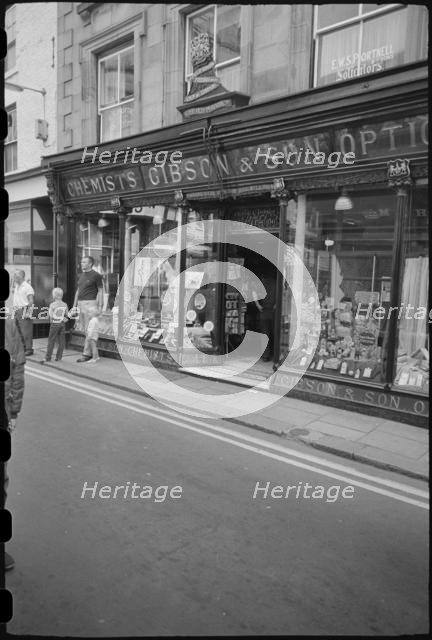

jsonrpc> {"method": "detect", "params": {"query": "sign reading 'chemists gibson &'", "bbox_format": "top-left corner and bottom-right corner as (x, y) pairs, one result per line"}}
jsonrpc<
(61, 114), (428, 200)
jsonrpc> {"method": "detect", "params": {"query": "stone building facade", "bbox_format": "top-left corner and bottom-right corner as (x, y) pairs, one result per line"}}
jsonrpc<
(55, 3), (314, 151)
(44, 4), (428, 423)
(4, 2), (58, 325)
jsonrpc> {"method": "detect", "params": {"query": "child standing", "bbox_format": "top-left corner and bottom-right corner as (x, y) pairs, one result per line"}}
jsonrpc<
(77, 306), (100, 363)
(42, 287), (69, 363)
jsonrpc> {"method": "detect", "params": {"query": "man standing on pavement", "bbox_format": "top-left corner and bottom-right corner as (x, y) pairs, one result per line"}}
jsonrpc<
(73, 256), (104, 362)
(12, 269), (35, 356)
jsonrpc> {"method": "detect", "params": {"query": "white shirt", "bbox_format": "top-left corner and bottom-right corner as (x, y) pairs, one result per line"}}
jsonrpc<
(13, 281), (35, 309)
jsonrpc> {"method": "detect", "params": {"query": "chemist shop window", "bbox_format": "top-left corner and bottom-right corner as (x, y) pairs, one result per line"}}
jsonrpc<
(185, 5), (241, 93)
(76, 216), (120, 337)
(393, 187), (429, 394)
(183, 210), (219, 360)
(121, 207), (180, 346)
(314, 4), (428, 87)
(98, 44), (134, 142)
(281, 189), (396, 381)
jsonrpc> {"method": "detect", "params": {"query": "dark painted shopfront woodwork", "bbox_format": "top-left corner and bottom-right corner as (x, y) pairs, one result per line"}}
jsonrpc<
(42, 64), (429, 425)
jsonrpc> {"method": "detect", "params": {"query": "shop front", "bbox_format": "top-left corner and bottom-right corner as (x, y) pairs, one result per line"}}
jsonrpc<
(43, 66), (428, 425)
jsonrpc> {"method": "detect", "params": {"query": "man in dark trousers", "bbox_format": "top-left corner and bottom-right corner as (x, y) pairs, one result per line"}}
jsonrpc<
(73, 256), (104, 362)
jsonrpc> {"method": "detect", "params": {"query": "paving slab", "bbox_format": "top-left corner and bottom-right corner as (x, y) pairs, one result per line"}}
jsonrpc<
(358, 431), (427, 459)
(318, 409), (382, 431)
(356, 446), (429, 480)
(305, 420), (368, 441)
(376, 420), (429, 443)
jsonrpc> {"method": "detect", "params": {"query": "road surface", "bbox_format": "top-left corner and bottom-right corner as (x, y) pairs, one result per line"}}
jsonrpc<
(6, 364), (429, 636)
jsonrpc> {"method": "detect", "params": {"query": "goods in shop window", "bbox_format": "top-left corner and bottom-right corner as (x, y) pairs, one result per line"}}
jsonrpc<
(323, 357), (340, 370)
(194, 293), (206, 310)
(148, 329), (164, 343)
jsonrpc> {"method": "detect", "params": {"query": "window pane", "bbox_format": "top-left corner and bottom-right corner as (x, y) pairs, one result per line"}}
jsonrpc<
(32, 204), (54, 313)
(187, 8), (215, 75)
(121, 216), (180, 348)
(119, 48), (134, 101)
(6, 108), (17, 143)
(363, 6), (428, 68)
(5, 142), (17, 173)
(394, 189), (429, 394)
(5, 42), (16, 72)
(316, 24), (359, 86)
(121, 103), (133, 136)
(361, 4), (393, 14)
(4, 206), (31, 297)
(100, 55), (118, 107)
(362, 8), (407, 71)
(100, 106), (121, 142)
(184, 215), (219, 358)
(280, 191), (396, 382)
(317, 4), (359, 30)
(216, 5), (241, 64)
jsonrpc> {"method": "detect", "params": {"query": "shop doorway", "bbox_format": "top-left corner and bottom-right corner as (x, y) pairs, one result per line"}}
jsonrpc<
(222, 232), (279, 380)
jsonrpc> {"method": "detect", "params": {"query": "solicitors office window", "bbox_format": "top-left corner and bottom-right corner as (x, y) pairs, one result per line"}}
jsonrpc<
(314, 4), (428, 87)
(5, 5), (16, 73)
(5, 105), (17, 173)
(186, 5), (241, 93)
(98, 45), (134, 142)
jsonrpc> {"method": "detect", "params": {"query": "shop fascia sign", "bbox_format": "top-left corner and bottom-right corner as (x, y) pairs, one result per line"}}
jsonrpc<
(142, 114), (427, 191)
(60, 114), (427, 199)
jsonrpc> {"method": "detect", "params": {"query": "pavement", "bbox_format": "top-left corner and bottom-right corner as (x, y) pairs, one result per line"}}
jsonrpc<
(27, 338), (429, 481)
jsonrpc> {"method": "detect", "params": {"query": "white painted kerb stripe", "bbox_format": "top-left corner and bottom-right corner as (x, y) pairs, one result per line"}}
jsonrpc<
(26, 365), (429, 499)
(26, 368), (429, 510)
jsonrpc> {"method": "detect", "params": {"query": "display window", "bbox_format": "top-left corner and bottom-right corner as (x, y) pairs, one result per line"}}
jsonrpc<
(75, 216), (120, 337)
(281, 189), (396, 381)
(394, 187), (429, 394)
(183, 211), (220, 356)
(121, 208), (179, 346)
(5, 205), (32, 292)
(32, 203), (54, 314)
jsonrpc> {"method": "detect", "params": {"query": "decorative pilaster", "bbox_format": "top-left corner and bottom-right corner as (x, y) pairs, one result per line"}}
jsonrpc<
(384, 158), (413, 387)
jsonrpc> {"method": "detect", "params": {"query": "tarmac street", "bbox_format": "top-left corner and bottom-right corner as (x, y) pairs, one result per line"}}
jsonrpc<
(6, 366), (429, 636)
